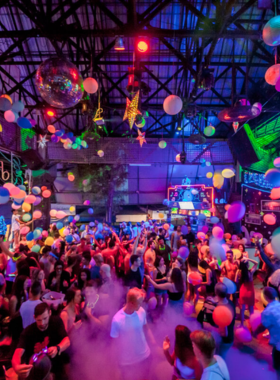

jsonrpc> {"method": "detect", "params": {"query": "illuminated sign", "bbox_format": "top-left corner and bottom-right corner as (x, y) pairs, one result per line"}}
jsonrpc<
(243, 170), (273, 190)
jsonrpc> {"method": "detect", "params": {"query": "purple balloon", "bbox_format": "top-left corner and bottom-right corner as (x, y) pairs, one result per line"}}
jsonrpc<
(33, 196), (42, 206)
(29, 119), (36, 126)
(51, 135), (60, 143)
(178, 246), (189, 259)
(228, 201), (246, 223)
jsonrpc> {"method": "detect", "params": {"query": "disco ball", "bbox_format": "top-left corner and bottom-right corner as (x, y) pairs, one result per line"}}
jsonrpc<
(35, 57), (84, 109)
(263, 16), (280, 46)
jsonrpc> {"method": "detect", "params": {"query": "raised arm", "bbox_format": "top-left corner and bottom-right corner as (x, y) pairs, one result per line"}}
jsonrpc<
(257, 243), (274, 271)
(12, 348), (33, 378)
(0, 237), (14, 259)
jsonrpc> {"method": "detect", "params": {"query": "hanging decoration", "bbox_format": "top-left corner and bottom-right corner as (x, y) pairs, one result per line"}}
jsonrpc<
(37, 135), (49, 149)
(97, 150), (104, 157)
(232, 121), (239, 133)
(222, 168), (236, 178)
(136, 129), (146, 147)
(204, 124), (215, 137)
(83, 77), (98, 94)
(35, 57), (84, 109)
(265, 64), (280, 85)
(123, 91), (141, 129)
(263, 16), (280, 46)
(163, 95), (183, 115)
(158, 140), (167, 149)
(135, 115), (146, 128)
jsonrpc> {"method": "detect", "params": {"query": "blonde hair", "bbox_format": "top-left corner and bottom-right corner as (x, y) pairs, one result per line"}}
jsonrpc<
(126, 288), (145, 304)
(190, 330), (216, 359)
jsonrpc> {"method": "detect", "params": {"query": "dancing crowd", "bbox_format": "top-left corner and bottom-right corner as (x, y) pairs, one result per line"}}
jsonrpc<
(0, 216), (280, 380)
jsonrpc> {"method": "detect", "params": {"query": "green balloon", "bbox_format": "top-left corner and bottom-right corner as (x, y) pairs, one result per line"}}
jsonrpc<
(22, 213), (31, 222)
(31, 244), (40, 253)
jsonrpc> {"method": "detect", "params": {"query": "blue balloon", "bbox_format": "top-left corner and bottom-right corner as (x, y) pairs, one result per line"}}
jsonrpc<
(18, 185), (26, 190)
(66, 235), (73, 243)
(14, 199), (24, 205)
(33, 229), (41, 239)
(0, 195), (9, 204)
(67, 132), (74, 138)
(265, 168), (280, 187)
(57, 222), (63, 230)
(68, 216), (74, 222)
(80, 224), (85, 231)
(26, 232), (34, 241)
(0, 187), (9, 197)
(55, 130), (64, 137)
(88, 208), (94, 214)
(95, 233), (104, 240)
(17, 117), (32, 129)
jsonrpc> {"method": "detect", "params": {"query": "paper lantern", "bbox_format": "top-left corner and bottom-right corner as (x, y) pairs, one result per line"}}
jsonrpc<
(265, 168), (280, 187)
(33, 196), (42, 206)
(220, 277), (236, 294)
(88, 208), (94, 215)
(45, 237), (54, 246)
(158, 140), (167, 149)
(4, 110), (16, 123)
(31, 245), (41, 253)
(263, 213), (276, 225)
(188, 272), (202, 285)
(83, 200), (90, 206)
(57, 222), (63, 230)
(22, 213), (31, 222)
(212, 226), (223, 240)
(74, 215), (80, 221)
(178, 246), (189, 260)
(163, 223), (169, 231)
(47, 125), (56, 133)
(183, 302), (195, 316)
(25, 195), (36, 204)
(42, 190), (51, 198)
(68, 175), (75, 182)
(33, 210), (42, 219)
(175, 154), (181, 163)
(97, 150), (104, 158)
(32, 186), (41, 195)
(213, 172), (224, 189)
(0, 97), (12, 111)
(250, 311), (262, 332)
(222, 168), (235, 178)
(69, 206), (75, 212)
(228, 201), (246, 223)
(213, 305), (233, 327)
(83, 77), (98, 94)
(42, 230), (48, 238)
(263, 16), (280, 46)
(22, 203), (31, 212)
(163, 95), (183, 115)
(20, 226), (30, 235)
(66, 235), (73, 243)
(204, 125), (215, 137)
(206, 172), (213, 179)
(17, 117), (32, 129)
(265, 64), (280, 85)
(26, 232), (34, 241)
(56, 211), (67, 219)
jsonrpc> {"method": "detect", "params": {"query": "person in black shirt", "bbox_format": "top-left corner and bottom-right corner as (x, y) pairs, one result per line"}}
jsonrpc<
(47, 260), (70, 294)
(124, 255), (142, 289)
(12, 302), (70, 379)
(156, 237), (171, 267)
(185, 225), (196, 250)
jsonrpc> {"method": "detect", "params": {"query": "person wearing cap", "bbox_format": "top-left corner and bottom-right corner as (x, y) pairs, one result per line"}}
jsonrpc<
(253, 287), (280, 379)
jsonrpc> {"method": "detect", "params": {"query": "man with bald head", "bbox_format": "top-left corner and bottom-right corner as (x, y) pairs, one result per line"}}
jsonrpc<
(110, 288), (154, 380)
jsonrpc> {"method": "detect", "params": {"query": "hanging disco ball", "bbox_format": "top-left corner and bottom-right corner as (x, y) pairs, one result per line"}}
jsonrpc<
(263, 16), (280, 46)
(35, 57), (84, 109)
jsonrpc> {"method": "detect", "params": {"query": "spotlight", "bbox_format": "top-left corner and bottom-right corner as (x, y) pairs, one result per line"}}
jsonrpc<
(137, 40), (148, 53)
(114, 37), (125, 51)
(177, 126), (182, 131)
(46, 109), (55, 117)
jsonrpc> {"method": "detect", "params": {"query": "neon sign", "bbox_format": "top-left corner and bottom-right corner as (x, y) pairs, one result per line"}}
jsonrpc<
(243, 170), (273, 190)
(0, 161), (10, 181)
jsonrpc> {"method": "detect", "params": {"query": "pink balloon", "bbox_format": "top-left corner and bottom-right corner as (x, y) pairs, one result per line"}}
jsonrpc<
(4, 110), (16, 123)
(56, 211), (67, 219)
(33, 210), (42, 219)
(188, 272), (202, 285)
(25, 195), (36, 204)
(30, 119), (36, 126)
(202, 225), (208, 233)
(212, 226), (224, 240)
(263, 213), (276, 225)
(148, 297), (157, 310)
(9, 187), (21, 196)
(20, 226), (30, 235)
(42, 190), (51, 198)
(83, 200), (90, 206)
(228, 201), (246, 223)
(197, 232), (206, 240)
(235, 327), (252, 343)
(183, 302), (195, 316)
(172, 251), (178, 258)
(42, 230), (48, 238)
(270, 187), (280, 200)
(63, 228), (70, 236)
(250, 311), (262, 332)
(3, 183), (15, 191)
(12, 203), (21, 210)
(50, 210), (57, 217)
(33, 196), (42, 206)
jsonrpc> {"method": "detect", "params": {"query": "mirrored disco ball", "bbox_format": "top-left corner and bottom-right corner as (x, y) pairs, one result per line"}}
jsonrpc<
(35, 57), (84, 109)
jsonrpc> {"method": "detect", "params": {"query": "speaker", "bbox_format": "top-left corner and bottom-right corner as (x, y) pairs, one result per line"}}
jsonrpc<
(228, 124), (265, 168)
(20, 150), (45, 170)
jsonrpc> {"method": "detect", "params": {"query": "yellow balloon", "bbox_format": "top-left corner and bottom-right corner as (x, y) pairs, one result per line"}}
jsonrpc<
(22, 202), (31, 212)
(206, 172), (213, 179)
(213, 172), (224, 189)
(158, 213), (164, 219)
(59, 228), (65, 236)
(232, 249), (241, 260)
(45, 237), (54, 246)
(69, 206), (75, 212)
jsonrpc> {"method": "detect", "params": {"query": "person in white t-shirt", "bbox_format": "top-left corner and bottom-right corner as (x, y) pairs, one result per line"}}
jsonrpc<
(11, 210), (32, 248)
(110, 288), (154, 380)
(20, 280), (42, 329)
(190, 330), (230, 380)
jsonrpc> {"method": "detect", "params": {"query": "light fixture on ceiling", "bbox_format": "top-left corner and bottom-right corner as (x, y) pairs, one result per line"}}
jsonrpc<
(114, 37), (125, 51)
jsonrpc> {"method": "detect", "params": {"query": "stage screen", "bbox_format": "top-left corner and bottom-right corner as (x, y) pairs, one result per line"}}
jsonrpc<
(168, 185), (214, 215)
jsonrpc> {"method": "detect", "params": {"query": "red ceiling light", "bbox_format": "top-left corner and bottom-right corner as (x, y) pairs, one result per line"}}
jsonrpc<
(46, 109), (55, 117)
(137, 40), (148, 53)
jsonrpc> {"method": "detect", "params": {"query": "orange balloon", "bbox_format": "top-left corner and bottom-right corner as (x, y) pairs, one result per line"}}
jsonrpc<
(41, 186), (47, 191)
(188, 272), (202, 285)
(163, 223), (169, 231)
(224, 233), (231, 240)
(225, 204), (231, 211)
(33, 210), (42, 219)
(1, 94), (12, 104)
(22, 202), (31, 212)
(50, 210), (57, 217)
(213, 305), (233, 327)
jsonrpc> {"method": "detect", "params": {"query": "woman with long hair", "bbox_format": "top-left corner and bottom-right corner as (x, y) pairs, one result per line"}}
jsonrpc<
(235, 257), (258, 326)
(186, 250), (201, 307)
(238, 243), (248, 259)
(199, 260), (217, 297)
(153, 256), (168, 311)
(10, 275), (29, 317)
(163, 325), (202, 380)
(31, 268), (45, 292)
(76, 268), (91, 295)
(60, 287), (82, 333)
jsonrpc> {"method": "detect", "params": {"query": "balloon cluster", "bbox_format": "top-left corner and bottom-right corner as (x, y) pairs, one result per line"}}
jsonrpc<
(0, 183), (51, 209)
(48, 127), (88, 150)
(0, 95), (34, 129)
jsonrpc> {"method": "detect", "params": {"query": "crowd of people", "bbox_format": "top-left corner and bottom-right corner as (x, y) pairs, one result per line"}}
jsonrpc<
(0, 216), (279, 380)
